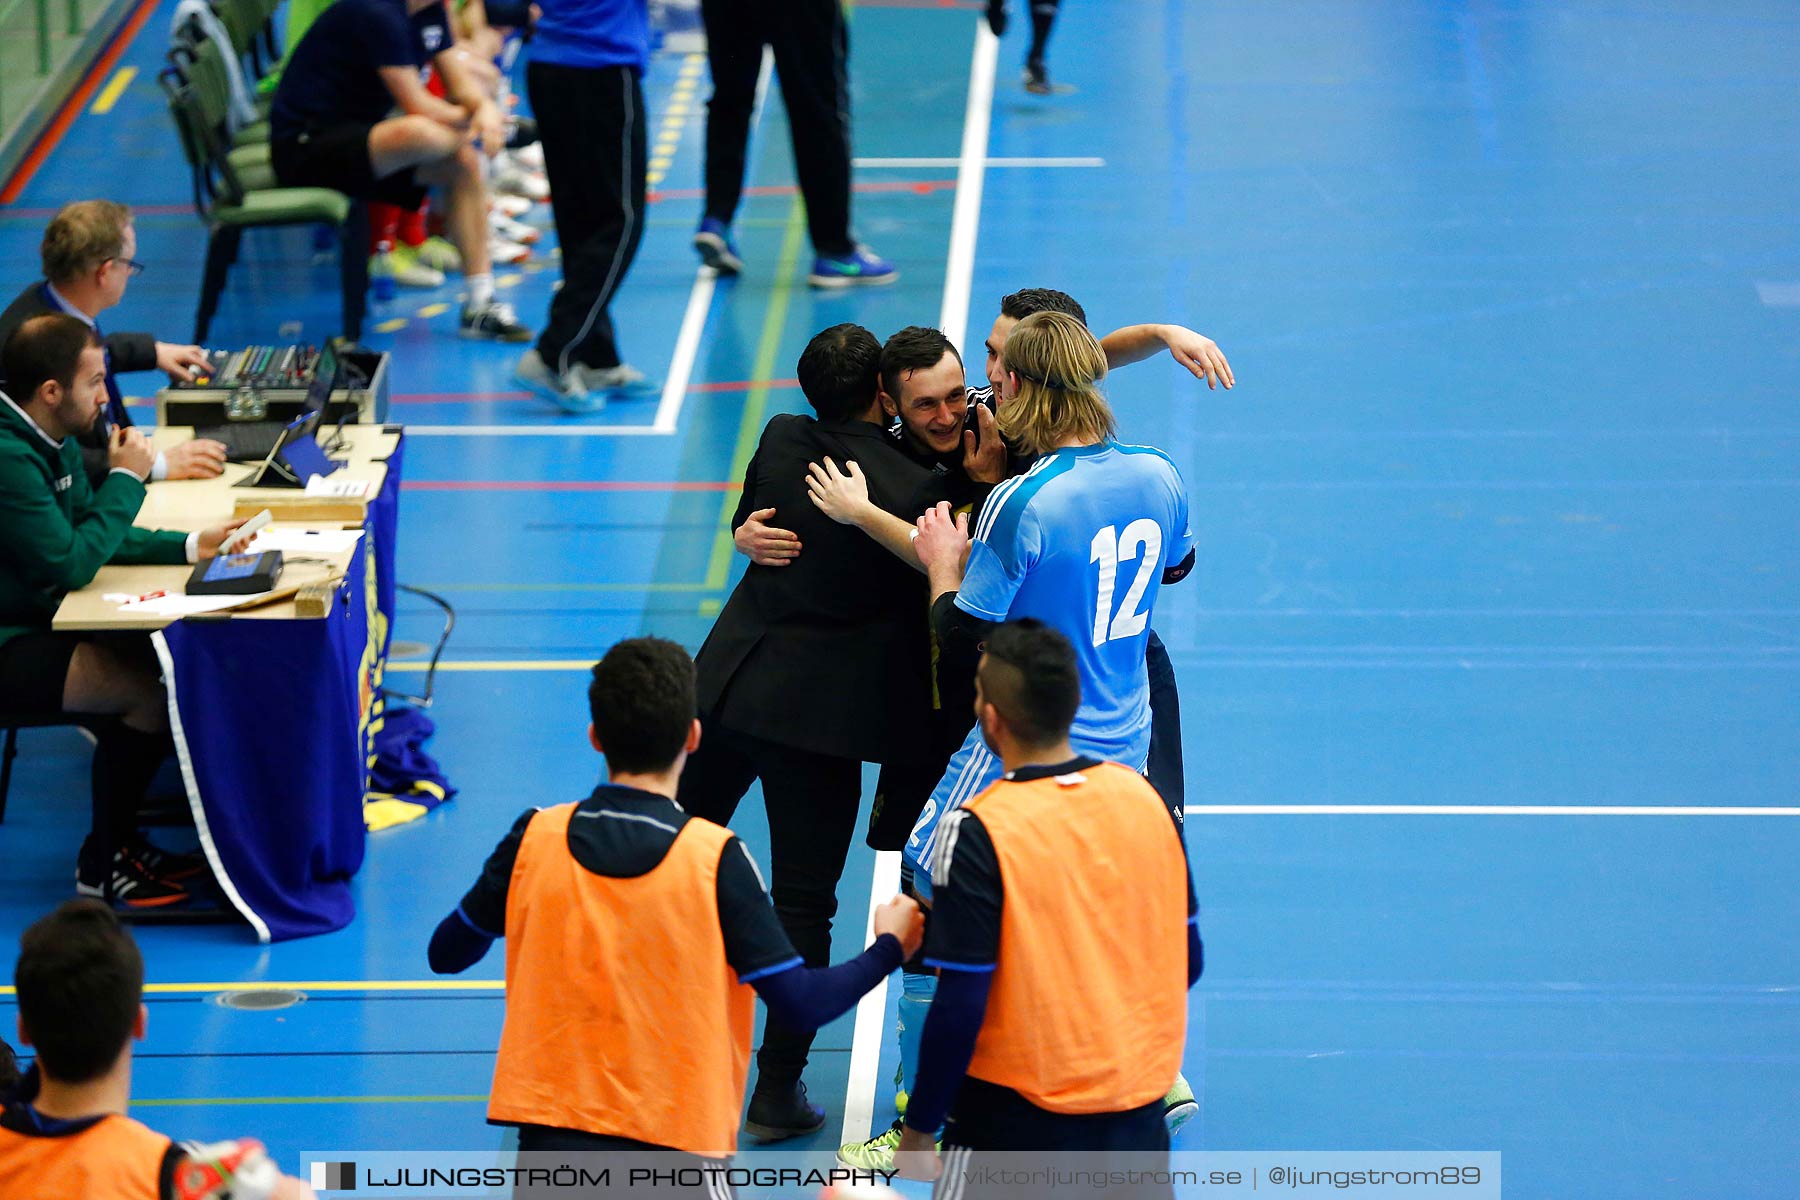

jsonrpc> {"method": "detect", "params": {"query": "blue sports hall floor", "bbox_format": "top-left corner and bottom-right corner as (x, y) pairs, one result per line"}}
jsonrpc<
(1, 2), (1797, 1197)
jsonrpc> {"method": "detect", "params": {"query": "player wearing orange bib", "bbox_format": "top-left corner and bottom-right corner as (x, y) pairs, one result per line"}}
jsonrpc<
(428, 637), (924, 1187)
(894, 620), (1201, 1198)
(0, 901), (313, 1199)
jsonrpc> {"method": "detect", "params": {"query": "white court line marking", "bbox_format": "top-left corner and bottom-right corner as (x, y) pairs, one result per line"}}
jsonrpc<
(651, 267), (718, 432)
(409, 56), (759, 442)
(841, 22), (1001, 1150)
(854, 156), (1104, 168)
(842, 850), (901, 1143)
(408, 268), (714, 439)
(941, 30), (1000, 359)
(1183, 805), (1800, 816)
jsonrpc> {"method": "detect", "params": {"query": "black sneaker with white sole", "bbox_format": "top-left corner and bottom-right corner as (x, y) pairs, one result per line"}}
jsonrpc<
(76, 844), (191, 909)
(461, 300), (533, 342)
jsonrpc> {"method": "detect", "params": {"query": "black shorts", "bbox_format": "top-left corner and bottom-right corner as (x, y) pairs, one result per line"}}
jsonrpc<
(271, 122), (428, 209)
(0, 631), (82, 717)
(511, 1127), (735, 1199)
(937, 1080), (1173, 1200)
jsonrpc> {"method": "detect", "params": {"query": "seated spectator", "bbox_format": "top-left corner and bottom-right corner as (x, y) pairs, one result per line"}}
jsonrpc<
(0, 202), (223, 490)
(269, 0), (529, 340)
(0, 315), (246, 907)
(0, 900), (316, 1198)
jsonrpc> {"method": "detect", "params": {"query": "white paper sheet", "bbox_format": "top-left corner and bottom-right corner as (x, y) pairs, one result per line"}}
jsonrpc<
(115, 593), (266, 617)
(245, 528), (365, 554)
(305, 476), (370, 498)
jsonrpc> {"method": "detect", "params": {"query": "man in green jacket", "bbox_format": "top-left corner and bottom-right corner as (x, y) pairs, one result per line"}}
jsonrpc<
(0, 314), (244, 907)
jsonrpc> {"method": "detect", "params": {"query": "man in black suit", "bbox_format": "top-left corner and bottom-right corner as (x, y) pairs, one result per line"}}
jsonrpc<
(0, 201), (224, 490)
(677, 323), (943, 1141)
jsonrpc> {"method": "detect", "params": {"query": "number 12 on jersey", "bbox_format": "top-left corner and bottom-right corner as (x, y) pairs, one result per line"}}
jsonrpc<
(1090, 519), (1163, 647)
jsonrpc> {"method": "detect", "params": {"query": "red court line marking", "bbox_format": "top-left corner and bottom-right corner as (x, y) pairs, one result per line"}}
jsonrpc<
(0, 0), (162, 205)
(405, 480), (740, 492)
(650, 179), (955, 203)
(389, 379), (801, 404)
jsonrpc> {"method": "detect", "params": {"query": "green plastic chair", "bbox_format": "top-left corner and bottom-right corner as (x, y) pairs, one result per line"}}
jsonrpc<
(161, 69), (368, 341)
(174, 36), (275, 187)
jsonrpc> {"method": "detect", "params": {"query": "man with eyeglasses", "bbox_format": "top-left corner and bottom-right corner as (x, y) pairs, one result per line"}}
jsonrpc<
(0, 201), (224, 489)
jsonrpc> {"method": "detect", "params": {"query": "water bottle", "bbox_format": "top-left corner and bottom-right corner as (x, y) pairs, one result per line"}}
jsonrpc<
(370, 240), (398, 305)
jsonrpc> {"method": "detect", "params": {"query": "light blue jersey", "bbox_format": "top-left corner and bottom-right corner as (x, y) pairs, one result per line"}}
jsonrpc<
(905, 440), (1194, 875)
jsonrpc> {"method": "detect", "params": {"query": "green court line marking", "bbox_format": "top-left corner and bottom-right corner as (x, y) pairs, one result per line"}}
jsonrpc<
(135, 1095), (489, 1108)
(702, 196), (809, 596)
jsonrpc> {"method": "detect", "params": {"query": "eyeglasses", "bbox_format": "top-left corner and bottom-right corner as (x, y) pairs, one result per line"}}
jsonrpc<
(107, 257), (146, 278)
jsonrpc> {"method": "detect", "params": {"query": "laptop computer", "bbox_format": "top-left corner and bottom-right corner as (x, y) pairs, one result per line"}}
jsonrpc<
(198, 341), (344, 463)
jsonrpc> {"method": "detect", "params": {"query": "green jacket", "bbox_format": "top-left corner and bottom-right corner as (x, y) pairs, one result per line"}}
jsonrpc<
(0, 395), (187, 649)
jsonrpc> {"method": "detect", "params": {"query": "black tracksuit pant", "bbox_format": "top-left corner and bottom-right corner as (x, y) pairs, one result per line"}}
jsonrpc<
(527, 62), (647, 374)
(675, 716), (863, 1092)
(699, 0), (855, 257)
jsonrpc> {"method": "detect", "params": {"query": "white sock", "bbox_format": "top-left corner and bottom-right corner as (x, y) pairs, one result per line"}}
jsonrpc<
(466, 273), (495, 309)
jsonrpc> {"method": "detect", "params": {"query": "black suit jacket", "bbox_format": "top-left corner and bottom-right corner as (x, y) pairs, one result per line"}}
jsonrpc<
(0, 281), (158, 489)
(695, 414), (947, 766)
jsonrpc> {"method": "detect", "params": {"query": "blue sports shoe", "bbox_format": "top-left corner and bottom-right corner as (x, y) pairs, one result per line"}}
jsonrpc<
(808, 245), (899, 288)
(693, 217), (744, 275)
(515, 348), (602, 415)
(574, 362), (661, 399)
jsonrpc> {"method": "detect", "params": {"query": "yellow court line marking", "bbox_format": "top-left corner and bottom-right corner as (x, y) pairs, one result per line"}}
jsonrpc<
(0, 979), (503, 997)
(136, 1095), (488, 1108)
(91, 66), (137, 114)
(373, 318), (408, 333)
(417, 303), (450, 318)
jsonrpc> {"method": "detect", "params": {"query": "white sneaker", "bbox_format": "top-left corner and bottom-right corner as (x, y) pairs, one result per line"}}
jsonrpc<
(493, 165), (550, 201)
(489, 237), (532, 266)
(489, 213), (542, 245)
(510, 142), (545, 172)
(493, 194), (534, 219)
